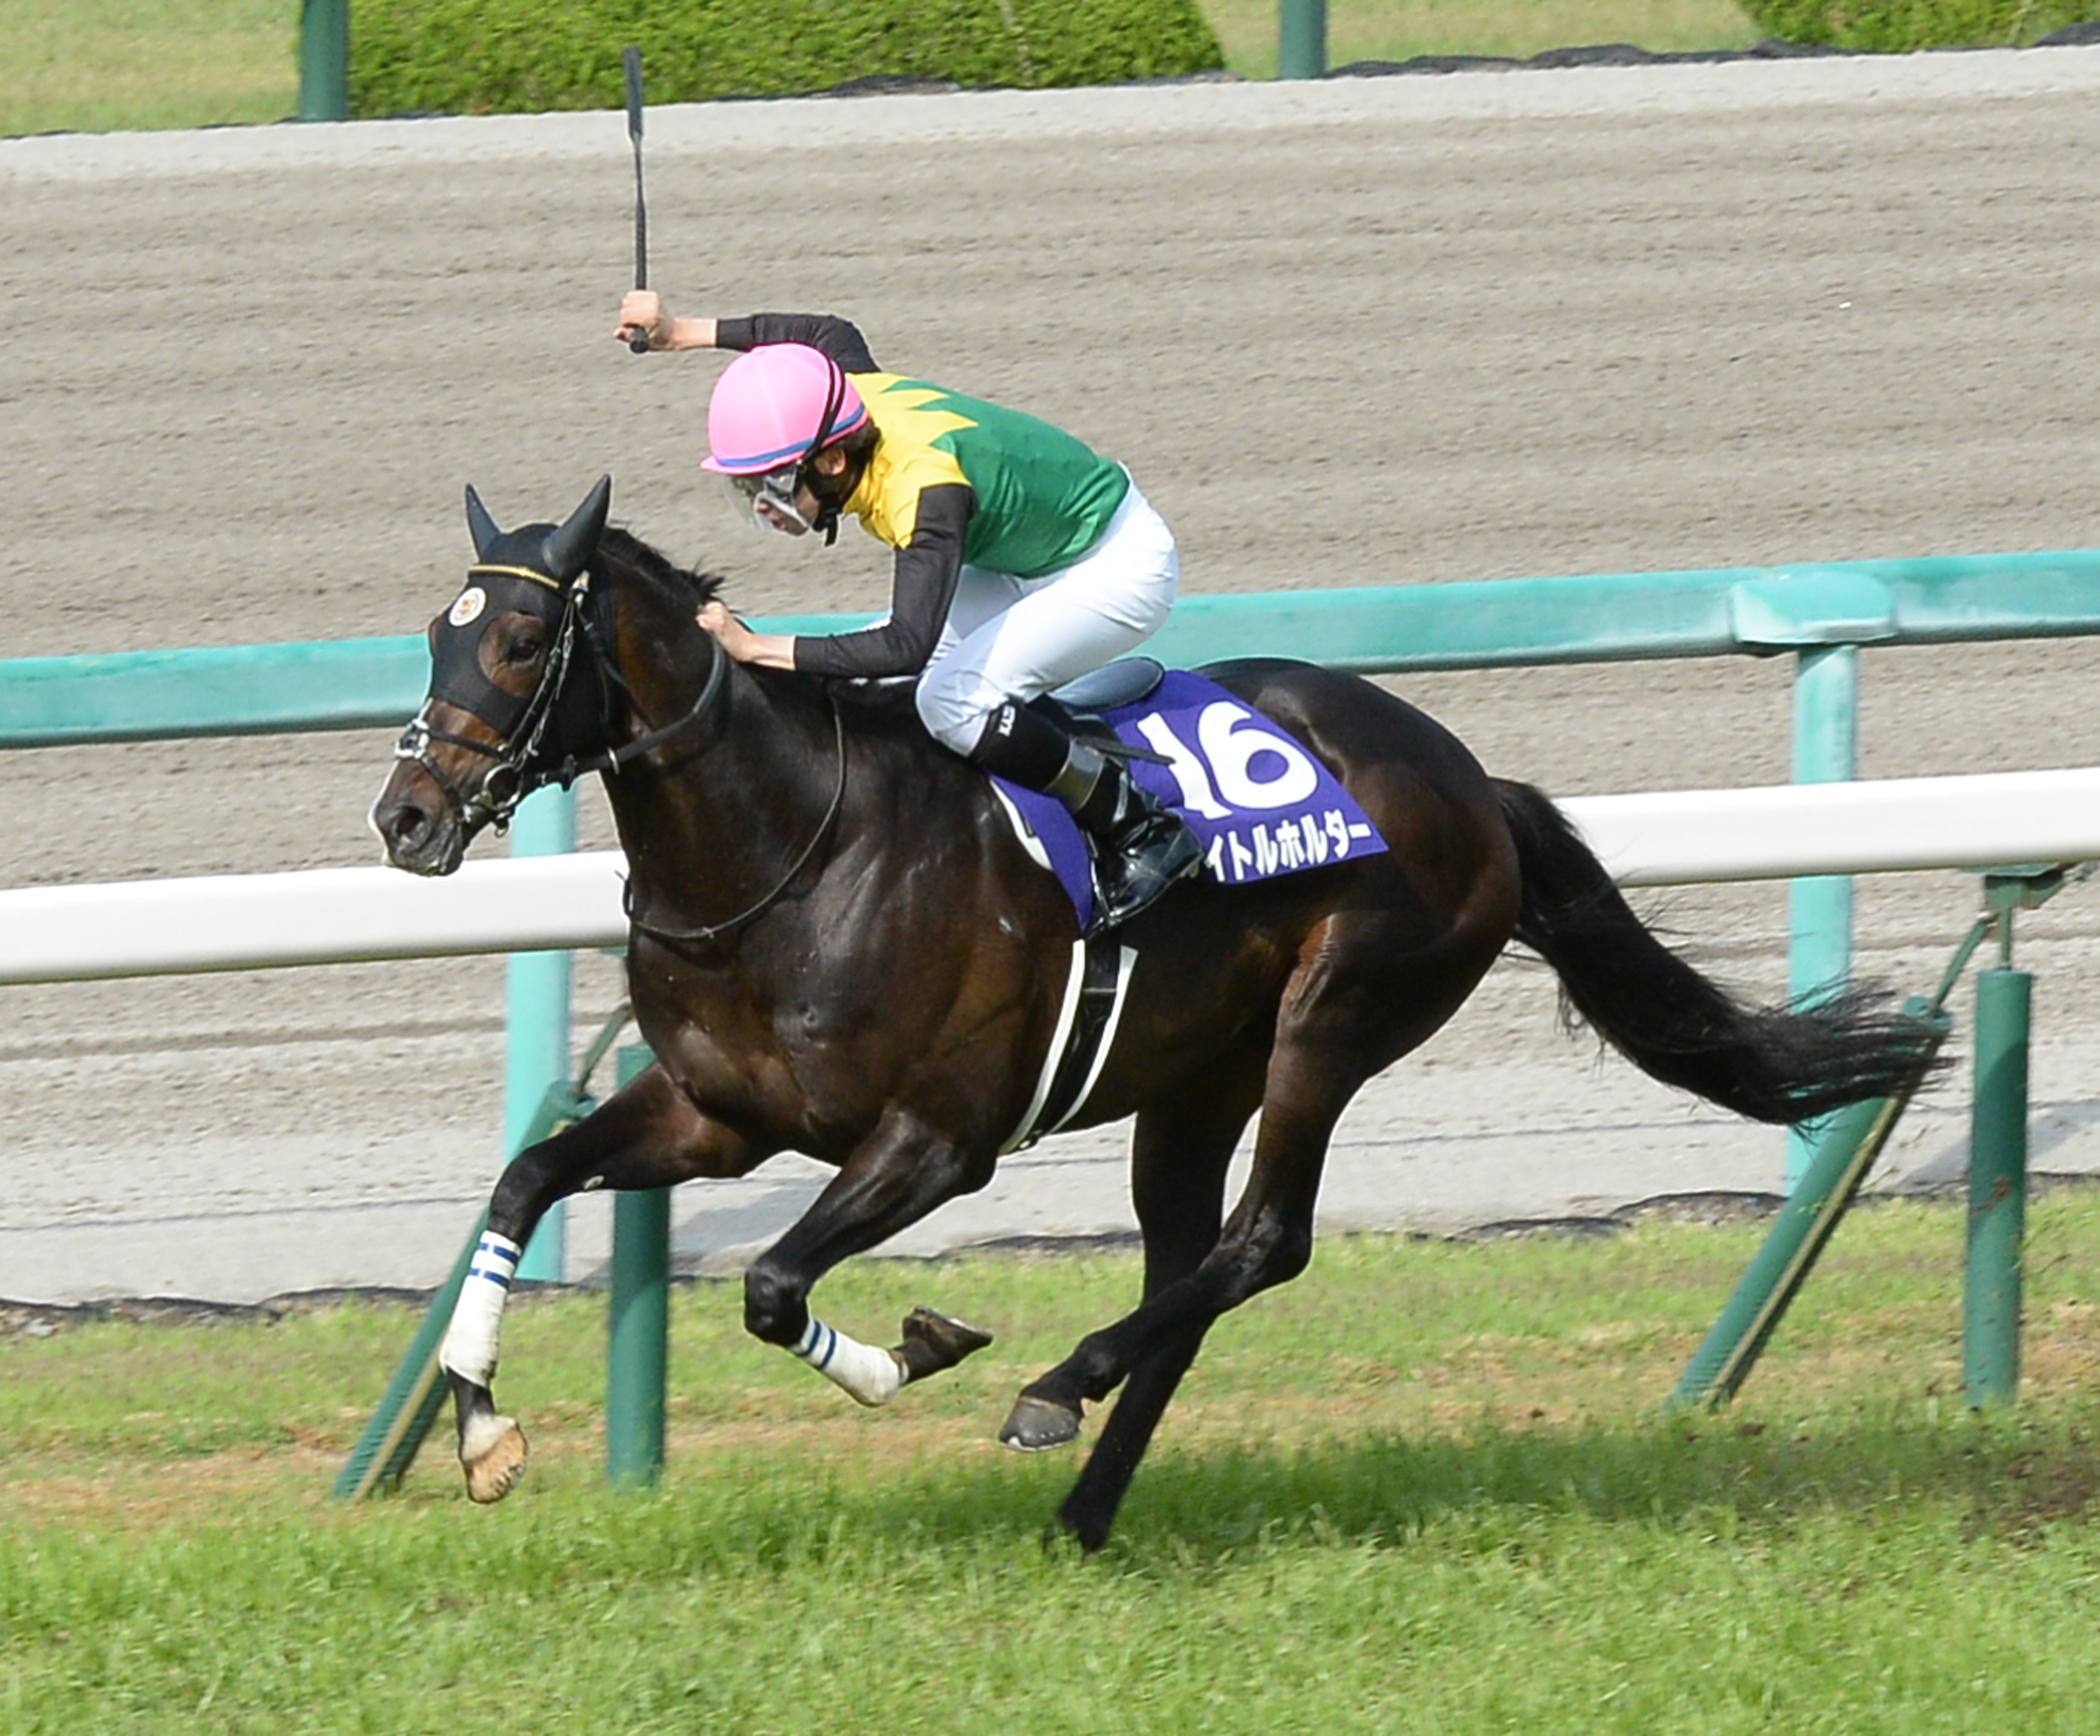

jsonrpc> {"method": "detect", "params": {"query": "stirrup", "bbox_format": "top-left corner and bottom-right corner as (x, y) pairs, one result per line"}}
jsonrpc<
(1093, 819), (1203, 927)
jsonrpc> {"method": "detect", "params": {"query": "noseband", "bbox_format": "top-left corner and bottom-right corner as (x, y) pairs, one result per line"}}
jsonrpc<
(392, 563), (725, 838)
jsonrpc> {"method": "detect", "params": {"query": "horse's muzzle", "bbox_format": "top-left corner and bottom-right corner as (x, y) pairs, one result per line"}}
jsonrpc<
(370, 772), (470, 877)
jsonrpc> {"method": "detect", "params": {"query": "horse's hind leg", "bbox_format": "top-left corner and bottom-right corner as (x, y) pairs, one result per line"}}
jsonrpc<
(1007, 924), (1501, 1544)
(443, 1063), (754, 1503)
(1003, 1043), (1348, 1455)
(1044, 1069), (1260, 1552)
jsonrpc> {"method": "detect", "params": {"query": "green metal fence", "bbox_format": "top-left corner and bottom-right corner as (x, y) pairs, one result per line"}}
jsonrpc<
(298, 0), (350, 122)
(14, 552), (2100, 1195)
(13, 553), (2100, 750)
(11, 550), (2100, 1482)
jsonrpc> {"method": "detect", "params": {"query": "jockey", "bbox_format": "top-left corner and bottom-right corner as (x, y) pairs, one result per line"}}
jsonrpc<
(617, 294), (1202, 928)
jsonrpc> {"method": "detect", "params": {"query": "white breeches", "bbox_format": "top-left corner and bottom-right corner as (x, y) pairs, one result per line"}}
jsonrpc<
(914, 479), (1178, 755)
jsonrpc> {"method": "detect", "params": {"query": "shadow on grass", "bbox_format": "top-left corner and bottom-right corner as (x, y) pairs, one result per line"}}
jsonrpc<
(17, 1406), (2096, 1614)
(660, 1404), (2100, 1568)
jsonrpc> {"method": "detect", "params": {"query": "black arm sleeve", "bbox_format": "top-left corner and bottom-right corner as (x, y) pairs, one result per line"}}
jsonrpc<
(793, 484), (975, 681)
(714, 314), (879, 374)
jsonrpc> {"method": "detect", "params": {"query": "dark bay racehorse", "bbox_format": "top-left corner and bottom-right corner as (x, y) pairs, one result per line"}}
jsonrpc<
(370, 478), (1937, 1549)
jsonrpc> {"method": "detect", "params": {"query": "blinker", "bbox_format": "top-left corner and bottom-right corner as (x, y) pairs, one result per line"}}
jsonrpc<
(426, 566), (563, 736)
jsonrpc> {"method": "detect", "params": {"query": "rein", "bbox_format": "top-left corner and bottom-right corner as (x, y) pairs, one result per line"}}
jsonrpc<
(621, 688), (848, 952)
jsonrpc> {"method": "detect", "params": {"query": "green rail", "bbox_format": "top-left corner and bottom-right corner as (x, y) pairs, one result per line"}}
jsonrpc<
(9, 551), (2100, 749)
(12, 550), (2092, 1482)
(605, 1044), (670, 1491)
(332, 1078), (593, 1500)
(1279, 0), (1327, 78)
(1966, 967), (2032, 1407)
(1671, 866), (2069, 1410)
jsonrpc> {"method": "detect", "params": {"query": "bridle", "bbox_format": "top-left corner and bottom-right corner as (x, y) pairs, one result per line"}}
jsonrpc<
(394, 564), (584, 836)
(395, 553), (847, 948)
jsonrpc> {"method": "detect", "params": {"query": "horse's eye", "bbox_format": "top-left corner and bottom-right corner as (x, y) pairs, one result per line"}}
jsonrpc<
(505, 631), (545, 664)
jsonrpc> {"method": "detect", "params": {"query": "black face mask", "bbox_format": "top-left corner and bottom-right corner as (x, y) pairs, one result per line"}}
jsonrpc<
(805, 463), (848, 547)
(427, 570), (560, 734)
(427, 568), (607, 759)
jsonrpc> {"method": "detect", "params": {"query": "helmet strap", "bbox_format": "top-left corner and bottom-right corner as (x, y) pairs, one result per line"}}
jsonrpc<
(785, 352), (865, 541)
(801, 444), (863, 548)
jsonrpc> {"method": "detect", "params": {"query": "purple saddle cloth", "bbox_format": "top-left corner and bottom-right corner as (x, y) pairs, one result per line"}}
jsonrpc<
(989, 669), (1388, 932)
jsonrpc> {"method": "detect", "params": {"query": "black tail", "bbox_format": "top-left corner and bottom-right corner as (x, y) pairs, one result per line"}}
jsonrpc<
(1493, 779), (1940, 1124)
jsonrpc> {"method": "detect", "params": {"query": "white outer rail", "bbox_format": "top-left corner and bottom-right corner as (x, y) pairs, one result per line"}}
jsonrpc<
(3, 767), (2097, 986)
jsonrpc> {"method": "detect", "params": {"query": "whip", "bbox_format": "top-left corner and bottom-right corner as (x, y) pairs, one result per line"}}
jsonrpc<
(623, 46), (650, 355)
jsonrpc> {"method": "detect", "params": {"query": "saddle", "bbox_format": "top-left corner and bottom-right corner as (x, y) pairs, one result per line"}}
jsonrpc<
(1040, 656), (1165, 716)
(839, 658), (1386, 930)
(1027, 658), (1168, 767)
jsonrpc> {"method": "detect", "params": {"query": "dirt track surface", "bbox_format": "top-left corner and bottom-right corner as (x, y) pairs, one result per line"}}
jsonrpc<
(4, 52), (2100, 1305)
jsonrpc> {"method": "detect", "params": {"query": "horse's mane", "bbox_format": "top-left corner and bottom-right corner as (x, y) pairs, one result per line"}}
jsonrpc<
(598, 524), (727, 609)
(593, 521), (925, 742)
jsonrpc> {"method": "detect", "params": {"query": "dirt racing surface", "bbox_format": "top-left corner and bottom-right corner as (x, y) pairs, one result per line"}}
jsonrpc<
(4, 51), (2100, 1304)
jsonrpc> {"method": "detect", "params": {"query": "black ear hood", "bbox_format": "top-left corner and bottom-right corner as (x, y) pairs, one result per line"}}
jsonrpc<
(542, 475), (612, 582)
(431, 476), (615, 737)
(463, 475), (613, 581)
(466, 483), (503, 559)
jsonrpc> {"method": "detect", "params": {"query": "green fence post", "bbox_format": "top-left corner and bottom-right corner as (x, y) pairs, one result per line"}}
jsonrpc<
(1786, 643), (1859, 1188)
(1965, 966), (2030, 1407)
(506, 785), (576, 1282)
(606, 1042), (669, 1488)
(332, 1209), (484, 1499)
(1278, 0), (1327, 78)
(297, 0), (350, 122)
(1668, 996), (1948, 1409)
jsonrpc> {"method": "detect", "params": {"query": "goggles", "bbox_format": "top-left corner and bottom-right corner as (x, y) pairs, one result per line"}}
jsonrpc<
(725, 464), (812, 534)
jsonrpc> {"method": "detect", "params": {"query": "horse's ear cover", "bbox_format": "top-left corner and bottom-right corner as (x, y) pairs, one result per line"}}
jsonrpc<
(542, 474), (613, 584)
(464, 484), (502, 559)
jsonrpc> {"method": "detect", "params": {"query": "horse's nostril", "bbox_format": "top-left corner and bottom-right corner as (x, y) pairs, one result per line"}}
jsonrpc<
(391, 803), (428, 847)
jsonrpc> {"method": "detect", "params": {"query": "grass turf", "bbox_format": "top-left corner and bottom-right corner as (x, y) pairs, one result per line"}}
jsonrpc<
(5, 1197), (2100, 1731)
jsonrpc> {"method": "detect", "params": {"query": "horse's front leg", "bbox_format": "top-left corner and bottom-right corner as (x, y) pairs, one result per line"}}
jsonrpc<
(740, 1111), (997, 1407)
(442, 1062), (755, 1503)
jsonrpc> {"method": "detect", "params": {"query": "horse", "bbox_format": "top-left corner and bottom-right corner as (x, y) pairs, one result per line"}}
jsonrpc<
(368, 477), (1939, 1550)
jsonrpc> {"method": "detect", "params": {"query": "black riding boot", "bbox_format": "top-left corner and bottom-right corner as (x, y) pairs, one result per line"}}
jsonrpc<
(971, 701), (1203, 928)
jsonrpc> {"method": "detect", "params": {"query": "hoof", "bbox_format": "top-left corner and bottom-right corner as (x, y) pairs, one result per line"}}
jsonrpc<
(894, 1306), (995, 1386)
(902, 1306), (994, 1362)
(1000, 1393), (1082, 1452)
(1051, 1509), (1114, 1555)
(460, 1414), (529, 1504)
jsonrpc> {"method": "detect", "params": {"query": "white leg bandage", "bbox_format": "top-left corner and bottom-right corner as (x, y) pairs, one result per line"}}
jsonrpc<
(440, 1231), (521, 1389)
(793, 1315), (906, 1407)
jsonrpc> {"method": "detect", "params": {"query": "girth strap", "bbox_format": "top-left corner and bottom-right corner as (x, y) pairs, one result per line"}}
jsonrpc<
(1000, 935), (1138, 1153)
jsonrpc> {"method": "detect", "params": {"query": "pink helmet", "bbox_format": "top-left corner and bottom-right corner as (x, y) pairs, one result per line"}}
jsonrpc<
(700, 344), (869, 476)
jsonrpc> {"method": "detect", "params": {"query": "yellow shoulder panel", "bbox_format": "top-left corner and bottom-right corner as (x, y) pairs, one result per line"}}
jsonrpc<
(847, 375), (973, 547)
